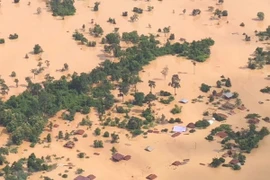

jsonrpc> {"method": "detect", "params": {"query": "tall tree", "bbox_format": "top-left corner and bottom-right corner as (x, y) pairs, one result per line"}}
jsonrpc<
(169, 74), (181, 95)
(148, 80), (156, 93)
(14, 79), (19, 88)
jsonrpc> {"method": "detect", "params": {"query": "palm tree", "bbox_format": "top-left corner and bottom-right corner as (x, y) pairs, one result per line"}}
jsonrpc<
(148, 80), (156, 93)
(14, 79), (19, 88)
(31, 69), (38, 79)
(169, 74), (181, 95)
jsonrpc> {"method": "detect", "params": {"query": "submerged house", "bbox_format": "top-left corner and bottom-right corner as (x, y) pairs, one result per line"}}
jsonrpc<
(172, 126), (187, 133)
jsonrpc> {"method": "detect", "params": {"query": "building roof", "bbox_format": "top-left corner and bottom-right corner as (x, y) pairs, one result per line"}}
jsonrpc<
(171, 132), (181, 137)
(146, 174), (157, 180)
(186, 123), (195, 128)
(223, 92), (234, 99)
(74, 175), (90, 180)
(216, 131), (228, 138)
(248, 118), (260, 124)
(74, 129), (85, 135)
(124, 155), (131, 160)
(172, 126), (187, 133)
(172, 161), (182, 166)
(229, 159), (239, 165)
(64, 141), (75, 149)
(145, 146), (154, 152)
(87, 175), (96, 180)
(112, 153), (124, 161)
(179, 99), (188, 104)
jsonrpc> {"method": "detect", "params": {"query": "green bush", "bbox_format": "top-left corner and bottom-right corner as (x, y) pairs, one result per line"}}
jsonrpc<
(50, 0), (76, 16)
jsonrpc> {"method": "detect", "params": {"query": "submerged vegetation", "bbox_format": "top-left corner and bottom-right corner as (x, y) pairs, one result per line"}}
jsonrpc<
(0, 30), (214, 145)
(49, 0), (76, 16)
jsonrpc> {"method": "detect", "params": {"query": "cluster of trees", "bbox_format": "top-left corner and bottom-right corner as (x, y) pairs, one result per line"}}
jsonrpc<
(133, 7), (143, 14)
(49, 0), (76, 16)
(107, 18), (116, 24)
(33, 44), (43, 54)
(72, 31), (97, 47)
(2, 153), (51, 180)
(216, 76), (232, 88)
(248, 47), (270, 69)
(93, 2), (100, 11)
(195, 120), (210, 128)
(210, 157), (225, 167)
(170, 105), (182, 114)
(93, 140), (103, 148)
(0, 31), (214, 144)
(214, 9), (228, 18)
(260, 86), (270, 93)
(8, 34), (19, 40)
(200, 83), (211, 92)
(0, 38), (5, 44)
(257, 12), (265, 20)
(207, 124), (269, 170)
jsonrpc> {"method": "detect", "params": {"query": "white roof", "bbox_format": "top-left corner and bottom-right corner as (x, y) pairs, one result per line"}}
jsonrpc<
(208, 120), (214, 125)
(173, 126), (187, 132)
(145, 146), (154, 152)
(180, 99), (188, 103)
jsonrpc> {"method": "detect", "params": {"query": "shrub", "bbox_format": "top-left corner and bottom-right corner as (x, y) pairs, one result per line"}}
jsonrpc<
(257, 12), (265, 20)
(0, 39), (5, 44)
(222, 10), (228, 16)
(122, 11), (128, 16)
(9, 33), (19, 40)
(205, 135), (214, 141)
(195, 120), (210, 128)
(159, 90), (172, 96)
(103, 131), (110, 137)
(200, 83), (211, 93)
(133, 7), (143, 14)
(33, 44), (43, 54)
(50, 0), (76, 16)
(170, 105), (182, 114)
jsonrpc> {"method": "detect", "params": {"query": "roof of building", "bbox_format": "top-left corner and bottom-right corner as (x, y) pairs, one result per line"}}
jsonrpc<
(112, 153), (124, 161)
(186, 123), (195, 128)
(173, 126), (187, 133)
(216, 131), (228, 138)
(223, 92), (234, 98)
(179, 99), (188, 104)
(145, 146), (154, 152)
(146, 174), (157, 180)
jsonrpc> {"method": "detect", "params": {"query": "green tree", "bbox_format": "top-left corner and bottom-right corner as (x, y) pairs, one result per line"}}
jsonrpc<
(103, 131), (110, 137)
(257, 12), (265, 20)
(111, 132), (119, 143)
(93, 2), (100, 11)
(134, 92), (145, 106)
(148, 80), (156, 93)
(50, 0), (76, 16)
(90, 24), (104, 37)
(14, 79), (19, 88)
(169, 74), (181, 95)
(225, 78), (232, 87)
(58, 131), (63, 139)
(33, 44), (43, 54)
(46, 133), (51, 142)
(94, 127), (101, 136)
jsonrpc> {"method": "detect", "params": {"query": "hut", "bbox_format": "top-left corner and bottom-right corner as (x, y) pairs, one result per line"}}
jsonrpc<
(222, 102), (235, 110)
(64, 141), (75, 149)
(179, 99), (188, 104)
(146, 174), (157, 180)
(153, 130), (159, 134)
(186, 123), (195, 129)
(53, 124), (59, 128)
(238, 104), (246, 110)
(248, 118), (260, 124)
(74, 175), (89, 180)
(172, 126), (186, 132)
(147, 130), (153, 133)
(172, 161), (181, 166)
(124, 155), (131, 161)
(74, 129), (85, 135)
(223, 92), (234, 99)
(216, 113), (228, 119)
(112, 153), (124, 162)
(216, 131), (228, 138)
(87, 175), (96, 180)
(229, 159), (239, 165)
(171, 132), (181, 137)
(145, 146), (154, 152)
